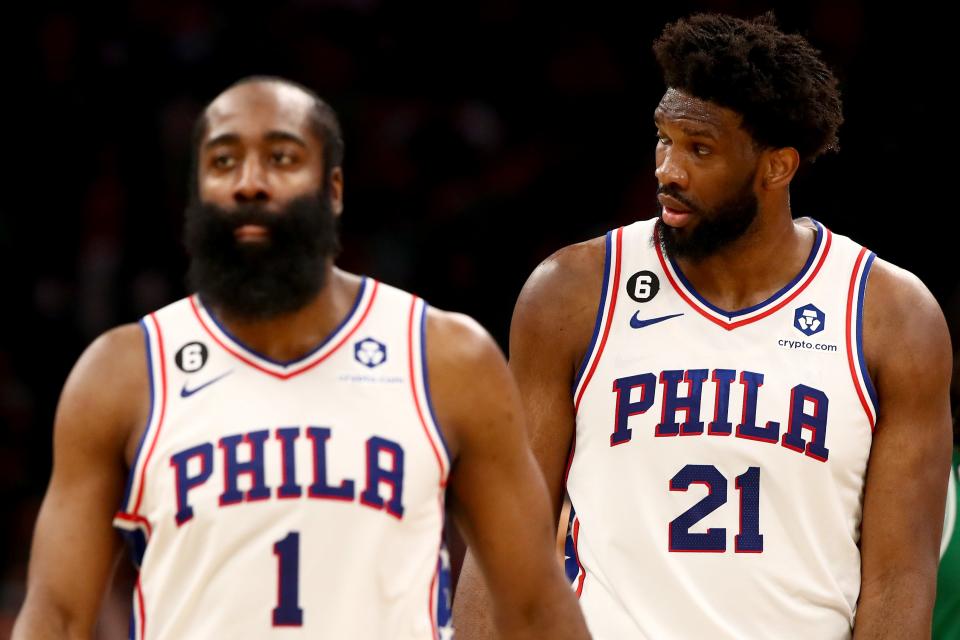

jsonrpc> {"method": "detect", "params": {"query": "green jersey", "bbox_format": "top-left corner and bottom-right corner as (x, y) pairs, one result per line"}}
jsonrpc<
(935, 449), (960, 639)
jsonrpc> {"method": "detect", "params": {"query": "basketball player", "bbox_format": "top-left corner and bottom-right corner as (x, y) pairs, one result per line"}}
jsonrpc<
(455, 13), (953, 638)
(13, 77), (590, 640)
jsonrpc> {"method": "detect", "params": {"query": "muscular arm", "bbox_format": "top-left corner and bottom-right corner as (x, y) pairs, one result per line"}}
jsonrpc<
(13, 325), (147, 640)
(854, 261), (953, 638)
(452, 239), (605, 639)
(427, 302), (591, 640)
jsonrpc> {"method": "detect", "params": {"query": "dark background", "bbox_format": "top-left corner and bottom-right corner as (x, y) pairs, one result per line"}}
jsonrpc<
(1, 0), (955, 634)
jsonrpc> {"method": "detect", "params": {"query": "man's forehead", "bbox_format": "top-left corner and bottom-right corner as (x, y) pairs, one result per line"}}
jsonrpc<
(654, 88), (739, 132)
(204, 82), (315, 141)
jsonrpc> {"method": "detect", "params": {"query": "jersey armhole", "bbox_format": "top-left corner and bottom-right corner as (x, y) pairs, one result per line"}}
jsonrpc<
(408, 298), (452, 484)
(115, 314), (168, 522)
(845, 248), (878, 430)
(573, 227), (624, 413)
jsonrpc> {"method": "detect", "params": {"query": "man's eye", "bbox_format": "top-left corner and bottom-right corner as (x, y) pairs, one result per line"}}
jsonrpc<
(272, 151), (295, 165)
(213, 154), (235, 168)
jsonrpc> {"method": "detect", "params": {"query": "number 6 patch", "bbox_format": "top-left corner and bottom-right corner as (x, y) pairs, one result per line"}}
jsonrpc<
(175, 342), (209, 373)
(626, 270), (660, 303)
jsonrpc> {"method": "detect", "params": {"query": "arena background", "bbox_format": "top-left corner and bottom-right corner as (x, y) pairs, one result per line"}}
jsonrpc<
(1, 0), (955, 635)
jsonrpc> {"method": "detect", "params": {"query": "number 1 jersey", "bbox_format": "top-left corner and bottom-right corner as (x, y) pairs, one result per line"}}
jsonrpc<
(113, 279), (452, 639)
(567, 218), (876, 639)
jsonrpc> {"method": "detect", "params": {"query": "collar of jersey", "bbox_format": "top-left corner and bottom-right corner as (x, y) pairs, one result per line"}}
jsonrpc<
(189, 277), (378, 379)
(655, 220), (832, 331)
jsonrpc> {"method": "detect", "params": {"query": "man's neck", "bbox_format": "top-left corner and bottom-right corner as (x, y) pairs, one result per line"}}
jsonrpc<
(211, 266), (363, 363)
(671, 212), (817, 313)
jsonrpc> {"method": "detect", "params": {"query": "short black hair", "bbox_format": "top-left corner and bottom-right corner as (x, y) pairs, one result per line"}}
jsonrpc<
(653, 12), (843, 163)
(188, 76), (344, 199)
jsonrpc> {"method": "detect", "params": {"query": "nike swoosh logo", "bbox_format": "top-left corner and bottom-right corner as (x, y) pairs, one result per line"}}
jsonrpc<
(629, 312), (684, 329)
(180, 371), (233, 398)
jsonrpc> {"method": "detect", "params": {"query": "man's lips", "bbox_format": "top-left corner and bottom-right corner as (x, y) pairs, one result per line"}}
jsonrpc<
(658, 194), (696, 228)
(234, 224), (270, 242)
(657, 194), (691, 213)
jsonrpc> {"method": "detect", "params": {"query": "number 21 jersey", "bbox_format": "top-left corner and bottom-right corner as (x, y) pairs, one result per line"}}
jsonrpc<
(567, 218), (876, 639)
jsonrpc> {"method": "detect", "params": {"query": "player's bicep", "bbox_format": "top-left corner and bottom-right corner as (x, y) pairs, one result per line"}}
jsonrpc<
(448, 407), (556, 574)
(16, 326), (145, 637)
(23, 452), (126, 632)
(508, 318), (576, 523)
(426, 313), (558, 597)
(859, 267), (952, 590)
(508, 253), (600, 522)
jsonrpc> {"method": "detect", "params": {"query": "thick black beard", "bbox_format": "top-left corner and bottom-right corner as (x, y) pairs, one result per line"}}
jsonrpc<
(184, 191), (340, 321)
(657, 174), (759, 263)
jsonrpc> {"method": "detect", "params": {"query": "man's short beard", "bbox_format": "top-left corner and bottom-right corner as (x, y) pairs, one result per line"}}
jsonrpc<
(657, 173), (759, 263)
(184, 189), (340, 321)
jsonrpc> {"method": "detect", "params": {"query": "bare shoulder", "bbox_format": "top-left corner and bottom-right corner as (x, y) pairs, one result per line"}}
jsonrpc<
(516, 235), (607, 318)
(866, 258), (941, 315)
(863, 258), (951, 380)
(529, 235), (608, 281)
(512, 234), (608, 374)
(422, 307), (520, 458)
(67, 323), (147, 396)
(424, 307), (505, 378)
(57, 323), (149, 456)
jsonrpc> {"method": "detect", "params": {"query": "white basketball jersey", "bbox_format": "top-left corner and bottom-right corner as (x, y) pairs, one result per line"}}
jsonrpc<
(566, 218), (877, 639)
(113, 278), (453, 639)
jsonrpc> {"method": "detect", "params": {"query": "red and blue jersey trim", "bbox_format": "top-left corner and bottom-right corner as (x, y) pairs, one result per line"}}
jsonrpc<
(407, 295), (451, 639)
(846, 247), (878, 429)
(115, 313), (169, 522)
(574, 227), (624, 412)
(566, 228), (622, 600)
(563, 503), (587, 598)
(117, 319), (159, 514)
(573, 230), (614, 395)
(656, 220), (833, 330)
(407, 296), (451, 484)
(113, 315), (167, 640)
(189, 278), (378, 380)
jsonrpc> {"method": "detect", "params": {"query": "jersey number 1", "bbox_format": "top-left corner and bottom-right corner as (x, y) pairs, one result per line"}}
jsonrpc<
(669, 464), (763, 553)
(273, 531), (304, 626)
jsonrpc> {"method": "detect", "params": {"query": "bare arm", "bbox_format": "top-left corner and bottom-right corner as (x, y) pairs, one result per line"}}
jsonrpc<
(427, 304), (591, 640)
(13, 325), (147, 640)
(452, 239), (605, 639)
(854, 261), (953, 638)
